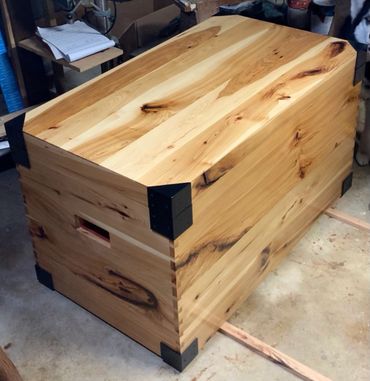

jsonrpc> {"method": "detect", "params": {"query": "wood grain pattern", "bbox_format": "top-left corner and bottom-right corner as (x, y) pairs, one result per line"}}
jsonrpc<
(17, 16), (359, 362)
(21, 177), (178, 353)
(178, 140), (352, 349)
(0, 348), (23, 381)
(174, 60), (358, 292)
(20, 135), (173, 257)
(24, 16), (354, 187)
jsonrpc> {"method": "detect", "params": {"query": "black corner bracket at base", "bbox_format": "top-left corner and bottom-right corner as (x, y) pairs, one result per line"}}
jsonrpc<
(341, 172), (353, 197)
(160, 339), (198, 372)
(4, 113), (30, 168)
(35, 264), (55, 291)
(148, 183), (193, 240)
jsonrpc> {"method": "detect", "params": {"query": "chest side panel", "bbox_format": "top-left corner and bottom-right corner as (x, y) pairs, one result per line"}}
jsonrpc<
(174, 60), (359, 350)
(18, 137), (179, 354)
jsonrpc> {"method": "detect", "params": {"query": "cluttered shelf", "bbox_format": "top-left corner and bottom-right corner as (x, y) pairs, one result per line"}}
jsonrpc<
(18, 36), (123, 73)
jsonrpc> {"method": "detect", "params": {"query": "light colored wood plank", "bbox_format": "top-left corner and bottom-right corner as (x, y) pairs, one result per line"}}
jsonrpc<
(173, 60), (357, 293)
(21, 16), (356, 187)
(22, 16), (243, 138)
(21, 17), (231, 136)
(24, 17), (255, 146)
(23, 133), (147, 203)
(220, 322), (332, 381)
(177, 139), (352, 349)
(22, 180), (175, 304)
(100, 30), (332, 178)
(19, 135), (173, 257)
(21, 178), (179, 353)
(139, 39), (356, 188)
(325, 207), (370, 232)
(18, 37), (123, 73)
(100, 36), (347, 180)
(61, 21), (270, 158)
(42, 258), (180, 353)
(0, 348), (23, 381)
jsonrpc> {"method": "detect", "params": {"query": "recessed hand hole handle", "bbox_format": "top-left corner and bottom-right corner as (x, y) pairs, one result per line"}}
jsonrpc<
(76, 216), (111, 247)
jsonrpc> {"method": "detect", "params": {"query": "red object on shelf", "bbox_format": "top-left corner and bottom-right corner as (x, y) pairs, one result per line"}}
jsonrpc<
(288, 0), (311, 9)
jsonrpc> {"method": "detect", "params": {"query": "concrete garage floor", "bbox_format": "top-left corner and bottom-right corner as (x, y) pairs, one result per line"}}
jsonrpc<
(0, 164), (369, 381)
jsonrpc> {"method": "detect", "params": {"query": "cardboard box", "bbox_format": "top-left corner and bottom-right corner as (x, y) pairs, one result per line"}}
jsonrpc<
(110, 0), (180, 53)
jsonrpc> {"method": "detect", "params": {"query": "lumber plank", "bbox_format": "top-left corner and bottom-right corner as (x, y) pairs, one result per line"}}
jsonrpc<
(178, 140), (352, 348)
(29, 18), (258, 151)
(100, 37), (349, 180)
(173, 58), (358, 292)
(19, 135), (173, 257)
(220, 322), (332, 381)
(42, 258), (180, 353)
(23, 16), (245, 137)
(21, 178), (178, 353)
(0, 348), (23, 381)
(22, 16), (355, 185)
(325, 207), (370, 232)
(139, 39), (356, 188)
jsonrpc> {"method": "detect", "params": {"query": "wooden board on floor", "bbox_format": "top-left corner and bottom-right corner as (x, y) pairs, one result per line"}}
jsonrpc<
(325, 207), (370, 232)
(220, 322), (332, 381)
(0, 348), (23, 381)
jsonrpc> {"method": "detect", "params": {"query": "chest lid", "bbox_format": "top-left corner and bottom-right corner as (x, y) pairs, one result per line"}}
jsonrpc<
(23, 15), (356, 187)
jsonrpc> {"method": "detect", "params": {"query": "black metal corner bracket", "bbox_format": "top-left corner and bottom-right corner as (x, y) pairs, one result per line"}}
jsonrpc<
(341, 172), (353, 197)
(349, 40), (368, 85)
(148, 183), (193, 240)
(35, 264), (55, 291)
(4, 113), (30, 168)
(160, 339), (198, 372)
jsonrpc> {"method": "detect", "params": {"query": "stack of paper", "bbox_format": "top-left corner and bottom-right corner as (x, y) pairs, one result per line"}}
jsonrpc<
(37, 21), (115, 62)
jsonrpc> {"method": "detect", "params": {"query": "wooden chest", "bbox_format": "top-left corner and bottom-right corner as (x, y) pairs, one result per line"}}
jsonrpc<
(6, 16), (359, 371)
